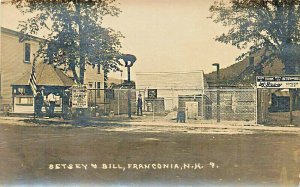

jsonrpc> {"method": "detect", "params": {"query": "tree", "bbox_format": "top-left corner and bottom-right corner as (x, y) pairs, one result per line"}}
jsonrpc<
(209, 0), (300, 74)
(12, 0), (123, 84)
(210, 0), (300, 124)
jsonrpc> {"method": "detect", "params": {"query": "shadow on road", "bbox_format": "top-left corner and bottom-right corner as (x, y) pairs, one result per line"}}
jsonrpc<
(22, 118), (131, 128)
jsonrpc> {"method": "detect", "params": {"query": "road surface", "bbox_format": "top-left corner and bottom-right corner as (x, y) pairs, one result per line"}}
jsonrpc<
(0, 123), (299, 186)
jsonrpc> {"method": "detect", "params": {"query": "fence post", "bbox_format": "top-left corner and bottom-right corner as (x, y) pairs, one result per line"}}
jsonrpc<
(255, 87), (258, 124)
(128, 88), (132, 118)
(152, 100), (155, 121)
(289, 89), (293, 124)
(117, 89), (120, 115)
(216, 89), (220, 123)
(94, 82), (97, 116)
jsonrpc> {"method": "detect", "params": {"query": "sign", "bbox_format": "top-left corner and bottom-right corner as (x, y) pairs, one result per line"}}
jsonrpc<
(148, 89), (157, 99)
(256, 76), (300, 89)
(72, 85), (88, 108)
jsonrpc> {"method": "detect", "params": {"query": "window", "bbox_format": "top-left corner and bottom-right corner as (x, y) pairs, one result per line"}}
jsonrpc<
(97, 82), (101, 98)
(97, 64), (101, 74)
(148, 89), (157, 99)
(24, 43), (31, 63)
(17, 88), (26, 95)
(15, 97), (33, 106)
(88, 82), (93, 88)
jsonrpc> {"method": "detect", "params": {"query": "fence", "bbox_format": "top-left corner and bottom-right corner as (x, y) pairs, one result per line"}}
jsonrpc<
(257, 88), (300, 125)
(87, 88), (256, 122)
(204, 89), (256, 121)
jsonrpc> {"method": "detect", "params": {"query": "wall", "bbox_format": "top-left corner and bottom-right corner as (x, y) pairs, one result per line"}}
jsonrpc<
(84, 65), (105, 111)
(135, 71), (207, 111)
(0, 28), (41, 109)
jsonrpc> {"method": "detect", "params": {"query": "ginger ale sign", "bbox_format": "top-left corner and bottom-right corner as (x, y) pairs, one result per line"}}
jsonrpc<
(256, 76), (300, 89)
(72, 85), (88, 108)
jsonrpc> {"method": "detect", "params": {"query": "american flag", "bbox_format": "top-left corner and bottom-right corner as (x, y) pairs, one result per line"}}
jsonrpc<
(29, 60), (37, 96)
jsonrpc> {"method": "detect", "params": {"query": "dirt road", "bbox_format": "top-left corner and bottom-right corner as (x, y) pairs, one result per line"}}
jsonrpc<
(0, 120), (299, 186)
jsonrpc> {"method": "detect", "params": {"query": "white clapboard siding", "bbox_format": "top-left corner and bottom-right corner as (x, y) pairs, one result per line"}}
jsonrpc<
(136, 71), (207, 110)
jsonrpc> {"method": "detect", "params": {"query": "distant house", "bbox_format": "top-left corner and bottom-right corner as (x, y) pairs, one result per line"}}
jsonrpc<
(135, 71), (208, 112)
(0, 27), (43, 110)
(84, 65), (105, 113)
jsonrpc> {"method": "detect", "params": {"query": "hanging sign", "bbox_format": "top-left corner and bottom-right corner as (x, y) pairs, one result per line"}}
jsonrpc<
(256, 76), (300, 89)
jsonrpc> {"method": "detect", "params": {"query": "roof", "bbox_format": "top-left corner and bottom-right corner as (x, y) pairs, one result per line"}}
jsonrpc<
(1, 27), (45, 42)
(12, 62), (74, 87)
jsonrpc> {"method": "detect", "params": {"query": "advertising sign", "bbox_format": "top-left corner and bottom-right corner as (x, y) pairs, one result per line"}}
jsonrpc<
(256, 76), (300, 89)
(72, 84), (88, 108)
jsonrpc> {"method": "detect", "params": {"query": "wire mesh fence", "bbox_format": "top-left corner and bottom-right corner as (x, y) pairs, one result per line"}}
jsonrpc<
(87, 88), (257, 122)
(257, 88), (300, 125)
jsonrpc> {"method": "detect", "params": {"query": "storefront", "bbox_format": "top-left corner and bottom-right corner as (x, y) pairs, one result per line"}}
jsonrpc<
(11, 63), (74, 114)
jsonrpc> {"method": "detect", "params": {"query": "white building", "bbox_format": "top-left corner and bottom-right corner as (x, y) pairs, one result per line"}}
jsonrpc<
(135, 70), (208, 111)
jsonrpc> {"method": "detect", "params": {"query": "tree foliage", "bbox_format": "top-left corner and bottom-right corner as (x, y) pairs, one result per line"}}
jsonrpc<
(209, 0), (300, 74)
(12, 0), (123, 83)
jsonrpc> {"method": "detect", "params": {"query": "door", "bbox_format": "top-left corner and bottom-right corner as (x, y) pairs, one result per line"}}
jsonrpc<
(186, 102), (198, 119)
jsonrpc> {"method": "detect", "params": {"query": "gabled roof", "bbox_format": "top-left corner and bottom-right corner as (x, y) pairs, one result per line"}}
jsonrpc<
(12, 62), (74, 87)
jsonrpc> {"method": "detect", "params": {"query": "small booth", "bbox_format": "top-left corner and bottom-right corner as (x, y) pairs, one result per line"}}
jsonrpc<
(11, 63), (74, 115)
(144, 97), (165, 114)
(178, 94), (212, 119)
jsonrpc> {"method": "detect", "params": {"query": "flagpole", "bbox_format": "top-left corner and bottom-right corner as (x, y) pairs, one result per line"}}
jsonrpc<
(29, 55), (38, 119)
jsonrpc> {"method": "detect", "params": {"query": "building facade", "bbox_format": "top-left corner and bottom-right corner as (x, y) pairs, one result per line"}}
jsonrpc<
(135, 71), (208, 112)
(0, 27), (105, 113)
(84, 66), (105, 113)
(0, 27), (42, 110)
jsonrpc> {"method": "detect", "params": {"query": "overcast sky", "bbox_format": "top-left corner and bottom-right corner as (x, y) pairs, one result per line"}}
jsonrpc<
(1, 0), (242, 79)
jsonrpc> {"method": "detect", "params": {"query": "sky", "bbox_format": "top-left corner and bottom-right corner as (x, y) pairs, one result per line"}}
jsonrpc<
(0, 0), (242, 80)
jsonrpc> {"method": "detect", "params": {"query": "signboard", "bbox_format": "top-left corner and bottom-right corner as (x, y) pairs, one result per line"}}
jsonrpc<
(148, 89), (157, 99)
(256, 76), (300, 89)
(72, 84), (88, 108)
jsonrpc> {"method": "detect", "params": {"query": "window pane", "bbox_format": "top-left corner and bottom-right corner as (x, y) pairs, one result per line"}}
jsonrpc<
(25, 43), (31, 63)
(97, 82), (101, 97)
